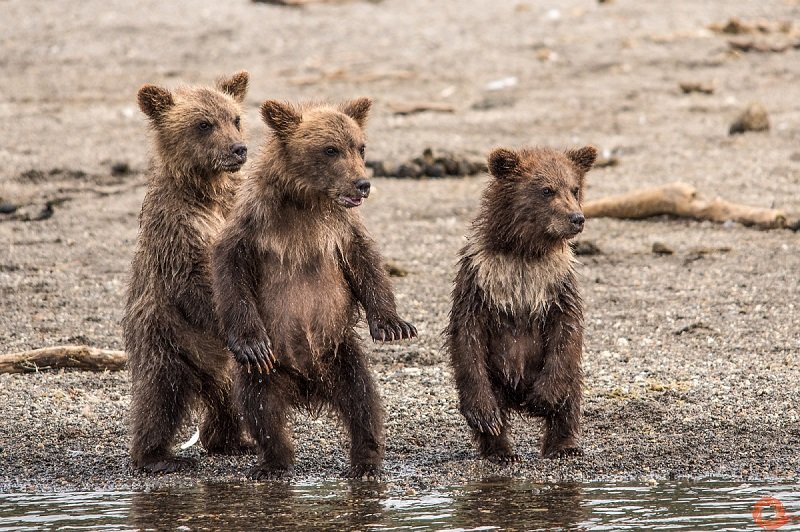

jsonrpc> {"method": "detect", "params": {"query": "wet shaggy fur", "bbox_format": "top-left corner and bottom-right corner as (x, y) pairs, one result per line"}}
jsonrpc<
(446, 145), (597, 463)
(123, 71), (251, 473)
(211, 98), (416, 480)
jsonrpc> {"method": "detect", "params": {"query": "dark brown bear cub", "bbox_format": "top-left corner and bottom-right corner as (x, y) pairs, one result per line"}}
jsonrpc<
(211, 98), (416, 480)
(446, 145), (597, 463)
(124, 71), (250, 473)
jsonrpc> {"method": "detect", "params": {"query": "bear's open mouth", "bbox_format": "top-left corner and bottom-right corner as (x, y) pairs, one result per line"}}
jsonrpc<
(565, 227), (583, 238)
(338, 196), (363, 208)
(221, 162), (244, 172)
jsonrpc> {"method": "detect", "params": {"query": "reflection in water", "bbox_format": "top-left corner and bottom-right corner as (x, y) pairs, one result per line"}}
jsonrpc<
(1, 479), (799, 531)
(129, 481), (388, 531)
(128, 480), (586, 531)
(449, 480), (587, 530)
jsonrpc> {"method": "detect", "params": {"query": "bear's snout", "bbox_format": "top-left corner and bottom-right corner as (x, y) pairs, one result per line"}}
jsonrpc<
(569, 212), (585, 232)
(230, 143), (248, 161)
(355, 179), (371, 198)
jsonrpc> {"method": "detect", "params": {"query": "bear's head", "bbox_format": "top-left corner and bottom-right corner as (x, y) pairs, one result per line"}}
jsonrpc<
(137, 70), (249, 179)
(482, 146), (597, 253)
(260, 98), (372, 209)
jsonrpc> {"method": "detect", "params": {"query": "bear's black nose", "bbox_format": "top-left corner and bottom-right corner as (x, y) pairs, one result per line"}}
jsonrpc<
(231, 143), (248, 158)
(355, 179), (371, 198)
(569, 213), (585, 228)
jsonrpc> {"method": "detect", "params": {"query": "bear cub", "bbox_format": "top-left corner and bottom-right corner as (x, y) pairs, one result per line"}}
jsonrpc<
(446, 145), (597, 463)
(124, 71), (250, 473)
(211, 97), (416, 480)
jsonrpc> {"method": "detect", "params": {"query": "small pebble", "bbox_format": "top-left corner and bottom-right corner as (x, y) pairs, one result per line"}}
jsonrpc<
(572, 240), (602, 256)
(729, 103), (770, 135)
(652, 242), (674, 255)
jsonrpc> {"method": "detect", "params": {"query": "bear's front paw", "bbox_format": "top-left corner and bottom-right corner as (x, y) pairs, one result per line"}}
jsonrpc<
(227, 332), (276, 374)
(343, 463), (384, 481)
(368, 316), (417, 343)
(462, 406), (504, 436)
(542, 445), (583, 460)
(486, 451), (520, 466)
(137, 455), (196, 474)
(248, 463), (293, 481)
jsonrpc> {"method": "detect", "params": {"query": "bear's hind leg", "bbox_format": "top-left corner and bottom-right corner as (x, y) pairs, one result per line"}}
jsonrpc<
(541, 398), (583, 459)
(329, 337), (385, 480)
(236, 368), (295, 479)
(199, 373), (252, 455)
(130, 356), (198, 473)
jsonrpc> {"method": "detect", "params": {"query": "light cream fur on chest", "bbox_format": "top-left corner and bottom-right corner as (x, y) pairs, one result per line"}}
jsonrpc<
(465, 239), (576, 315)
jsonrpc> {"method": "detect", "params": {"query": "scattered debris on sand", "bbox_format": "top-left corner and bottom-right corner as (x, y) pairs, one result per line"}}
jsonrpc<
(729, 103), (770, 135)
(385, 262), (410, 277)
(571, 240), (602, 256)
(651, 242), (674, 255)
(387, 101), (456, 116)
(708, 17), (800, 53)
(708, 17), (795, 36)
(367, 148), (486, 178)
(679, 81), (715, 95)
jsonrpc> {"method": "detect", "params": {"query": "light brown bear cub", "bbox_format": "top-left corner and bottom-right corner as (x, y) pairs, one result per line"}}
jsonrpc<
(211, 98), (416, 480)
(124, 71), (250, 473)
(447, 145), (596, 463)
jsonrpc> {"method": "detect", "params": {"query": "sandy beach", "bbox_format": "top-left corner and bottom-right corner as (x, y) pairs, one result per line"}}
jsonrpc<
(1, 0), (799, 491)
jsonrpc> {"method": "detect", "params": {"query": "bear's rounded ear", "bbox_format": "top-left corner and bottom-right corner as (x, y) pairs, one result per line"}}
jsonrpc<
(488, 148), (521, 179)
(260, 100), (301, 138)
(138, 84), (174, 122)
(216, 70), (249, 103)
(339, 97), (372, 128)
(565, 145), (598, 173)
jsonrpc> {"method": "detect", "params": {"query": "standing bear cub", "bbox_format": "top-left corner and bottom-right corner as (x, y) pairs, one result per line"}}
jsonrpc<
(446, 145), (597, 463)
(124, 71), (250, 473)
(211, 98), (416, 480)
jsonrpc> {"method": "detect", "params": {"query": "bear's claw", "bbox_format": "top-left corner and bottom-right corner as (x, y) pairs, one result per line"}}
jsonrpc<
(343, 463), (383, 481)
(369, 317), (417, 343)
(138, 456), (196, 474)
(228, 334), (276, 374)
(486, 452), (520, 466)
(463, 408), (503, 436)
(248, 464), (293, 481)
(543, 446), (584, 459)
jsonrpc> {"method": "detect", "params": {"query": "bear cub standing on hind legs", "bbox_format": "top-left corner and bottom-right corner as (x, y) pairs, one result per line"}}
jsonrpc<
(124, 71), (251, 473)
(211, 97), (416, 480)
(446, 145), (597, 463)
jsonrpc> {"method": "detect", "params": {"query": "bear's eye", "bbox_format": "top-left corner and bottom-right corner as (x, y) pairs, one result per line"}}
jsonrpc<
(324, 146), (339, 157)
(197, 121), (212, 132)
(572, 187), (580, 198)
(234, 116), (241, 130)
(359, 145), (366, 159)
(542, 187), (555, 197)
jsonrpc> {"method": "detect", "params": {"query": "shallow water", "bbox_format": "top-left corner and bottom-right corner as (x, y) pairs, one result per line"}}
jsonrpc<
(1, 480), (798, 531)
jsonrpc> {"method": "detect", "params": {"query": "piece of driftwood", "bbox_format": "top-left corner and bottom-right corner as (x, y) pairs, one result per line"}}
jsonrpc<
(728, 37), (800, 53)
(679, 81), (715, 94)
(287, 68), (415, 86)
(584, 182), (789, 229)
(253, 0), (361, 5)
(387, 101), (456, 116)
(0, 345), (127, 374)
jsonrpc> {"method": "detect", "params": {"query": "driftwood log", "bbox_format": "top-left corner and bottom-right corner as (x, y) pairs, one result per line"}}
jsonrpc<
(0, 345), (126, 374)
(584, 182), (791, 229)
